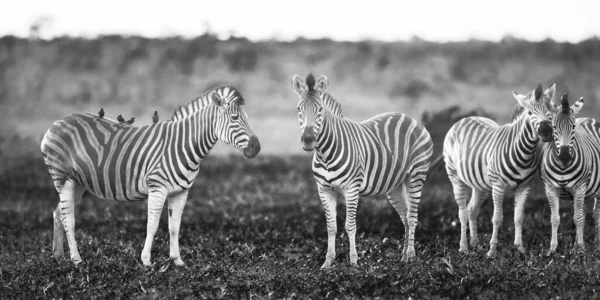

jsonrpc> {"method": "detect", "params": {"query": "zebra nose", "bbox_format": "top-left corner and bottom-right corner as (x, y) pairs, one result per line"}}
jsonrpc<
(301, 134), (315, 145)
(558, 145), (572, 166)
(243, 135), (260, 158)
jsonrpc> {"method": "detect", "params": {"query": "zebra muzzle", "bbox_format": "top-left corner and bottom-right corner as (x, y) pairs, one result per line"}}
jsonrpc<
(558, 145), (573, 167)
(242, 135), (261, 159)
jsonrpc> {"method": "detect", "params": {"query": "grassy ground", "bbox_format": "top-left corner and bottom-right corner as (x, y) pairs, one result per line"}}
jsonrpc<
(2, 154), (600, 299)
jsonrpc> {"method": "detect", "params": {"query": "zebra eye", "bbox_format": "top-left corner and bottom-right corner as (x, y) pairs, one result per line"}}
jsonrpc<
(231, 115), (239, 121)
(318, 106), (324, 112)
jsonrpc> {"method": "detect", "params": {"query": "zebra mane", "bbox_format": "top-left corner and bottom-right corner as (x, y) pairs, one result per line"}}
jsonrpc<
(170, 86), (244, 121)
(561, 92), (570, 115)
(306, 73), (316, 91)
(322, 92), (344, 118)
(511, 105), (525, 121)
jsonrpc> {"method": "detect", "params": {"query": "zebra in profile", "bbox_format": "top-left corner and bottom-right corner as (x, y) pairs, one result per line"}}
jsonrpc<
(291, 73), (442, 268)
(41, 86), (260, 266)
(540, 92), (600, 253)
(443, 83), (555, 256)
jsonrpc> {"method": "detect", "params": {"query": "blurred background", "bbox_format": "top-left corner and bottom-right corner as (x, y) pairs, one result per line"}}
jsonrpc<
(1, 0), (599, 162)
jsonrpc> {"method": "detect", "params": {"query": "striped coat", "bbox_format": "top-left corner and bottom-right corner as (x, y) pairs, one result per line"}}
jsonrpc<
(443, 84), (555, 256)
(292, 73), (441, 268)
(41, 86), (260, 266)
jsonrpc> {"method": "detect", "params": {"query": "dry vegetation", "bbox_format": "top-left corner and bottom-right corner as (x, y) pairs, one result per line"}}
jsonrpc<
(2, 35), (600, 298)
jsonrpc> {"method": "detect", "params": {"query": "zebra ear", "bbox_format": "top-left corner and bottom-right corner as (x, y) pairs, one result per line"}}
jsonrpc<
(512, 91), (532, 107)
(571, 97), (585, 115)
(544, 83), (557, 103)
(315, 76), (329, 94)
(210, 91), (224, 107)
(292, 75), (307, 96)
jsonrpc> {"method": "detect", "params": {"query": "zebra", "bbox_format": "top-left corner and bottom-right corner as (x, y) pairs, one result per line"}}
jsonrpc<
(291, 73), (442, 268)
(443, 83), (555, 256)
(40, 86), (261, 266)
(540, 92), (600, 253)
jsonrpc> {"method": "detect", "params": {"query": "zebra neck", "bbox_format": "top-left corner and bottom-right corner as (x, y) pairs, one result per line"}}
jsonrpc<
(314, 111), (343, 161)
(508, 115), (539, 159)
(169, 107), (219, 166)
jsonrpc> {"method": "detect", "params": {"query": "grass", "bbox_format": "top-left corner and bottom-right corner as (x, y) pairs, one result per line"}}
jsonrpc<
(2, 154), (600, 299)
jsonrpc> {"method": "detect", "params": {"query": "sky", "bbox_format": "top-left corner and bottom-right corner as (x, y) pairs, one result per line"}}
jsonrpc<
(2, 0), (599, 42)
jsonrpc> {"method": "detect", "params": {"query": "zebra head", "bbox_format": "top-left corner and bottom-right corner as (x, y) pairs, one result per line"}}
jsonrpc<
(512, 83), (555, 142)
(292, 73), (328, 151)
(551, 92), (584, 167)
(210, 88), (261, 159)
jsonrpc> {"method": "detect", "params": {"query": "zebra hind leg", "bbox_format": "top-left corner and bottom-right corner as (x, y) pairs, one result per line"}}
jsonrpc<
(400, 176), (424, 261)
(387, 185), (409, 260)
(52, 204), (65, 259)
(55, 179), (86, 265)
(449, 178), (470, 252)
(593, 197), (600, 250)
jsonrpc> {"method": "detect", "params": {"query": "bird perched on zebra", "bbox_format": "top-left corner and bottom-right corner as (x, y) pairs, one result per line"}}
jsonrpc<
(291, 73), (442, 268)
(443, 83), (555, 256)
(116, 114), (125, 123)
(540, 92), (600, 254)
(98, 108), (104, 119)
(41, 86), (261, 266)
(152, 111), (159, 124)
(125, 117), (135, 125)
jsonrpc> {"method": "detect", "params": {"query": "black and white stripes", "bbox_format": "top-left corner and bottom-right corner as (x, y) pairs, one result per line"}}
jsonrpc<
(443, 83), (555, 256)
(41, 86), (260, 266)
(292, 73), (441, 268)
(540, 92), (600, 253)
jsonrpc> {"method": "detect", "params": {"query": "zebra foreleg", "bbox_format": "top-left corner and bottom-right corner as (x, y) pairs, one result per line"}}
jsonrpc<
(402, 178), (423, 261)
(449, 178), (469, 252)
(141, 188), (168, 266)
(573, 185), (587, 253)
(318, 185), (338, 269)
(167, 190), (189, 266)
(544, 183), (561, 255)
(344, 187), (360, 266)
(56, 179), (85, 265)
(468, 189), (488, 250)
(513, 185), (531, 254)
(488, 184), (506, 257)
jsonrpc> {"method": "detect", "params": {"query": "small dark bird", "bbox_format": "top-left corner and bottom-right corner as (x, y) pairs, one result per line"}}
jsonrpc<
(117, 115), (125, 123)
(98, 108), (104, 119)
(125, 117), (135, 125)
(152, 111), (159, 124)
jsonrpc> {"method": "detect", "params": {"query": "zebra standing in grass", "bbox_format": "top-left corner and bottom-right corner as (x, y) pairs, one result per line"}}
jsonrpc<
(443, 84), (555, 256)
(540, 92), (600, 253)
(41, 86), (260, 266)
(291, 73), (442, 268)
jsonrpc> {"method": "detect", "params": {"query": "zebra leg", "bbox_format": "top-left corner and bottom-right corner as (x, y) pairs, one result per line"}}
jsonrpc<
(593, 197), (600, 250)
(544, 183), (561, 254)
(402, 177), (423, 261)
(52, 204), (65, 259)
(387, 187), (408, 259)
(167, 190), (189, 266)
(468, 189), (488, 249)
(573, 185), (587, 252)
(513, 184), (531, 254)
(488, 184), (506, 257)
(449, 178), (469, 252)
(141, 188), (168, 266)
(344, 187), (361, 267)
(56, 179), (86, 265)
(318, 185), (339, 269)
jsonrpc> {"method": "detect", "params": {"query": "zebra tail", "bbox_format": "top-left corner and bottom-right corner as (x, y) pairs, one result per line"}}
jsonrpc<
(426, 155), (444, 176)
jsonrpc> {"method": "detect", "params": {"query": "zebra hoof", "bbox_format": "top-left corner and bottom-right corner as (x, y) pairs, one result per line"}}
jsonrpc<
(172, 258), (185, 266)
(515, 245), (526, 254)
(486, 250), (497, 258)
(320, 260), (334, 269)
(544, 249), (555, 257)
